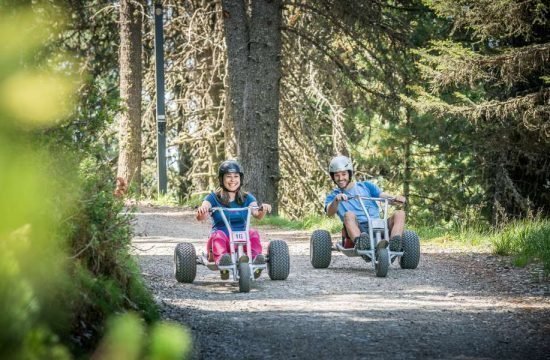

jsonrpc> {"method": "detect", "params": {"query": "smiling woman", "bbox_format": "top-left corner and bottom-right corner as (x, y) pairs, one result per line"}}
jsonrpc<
(195, 160), (272, 271)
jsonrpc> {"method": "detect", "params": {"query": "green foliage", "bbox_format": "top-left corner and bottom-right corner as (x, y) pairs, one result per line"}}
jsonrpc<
(254, 214), (347, 234)
(148, 321), (192, 360)
(146, 193), (181, 207)
(492, 218), (550, 273)
(415, 223), (493, 247)
(181, 192), (206, 208)
(0, 3), (188, 359)
(95, 313), (191, 360)
(413, 0), (550, 223)
(65, 158), (160, 353)
(0, 6), (77, 359)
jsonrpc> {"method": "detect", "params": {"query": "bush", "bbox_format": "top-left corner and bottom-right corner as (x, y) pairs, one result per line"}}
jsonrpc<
(65, 158), (159, 354)
(492, 218), (550, 274)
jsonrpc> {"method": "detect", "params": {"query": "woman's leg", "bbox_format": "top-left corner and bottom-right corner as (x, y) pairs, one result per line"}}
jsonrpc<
(248, 229), (263, 259)
(208, 230), (231, 264)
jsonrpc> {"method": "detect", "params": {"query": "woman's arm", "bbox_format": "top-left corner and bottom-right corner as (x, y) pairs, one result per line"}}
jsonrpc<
(251, 202), (272, 220)
(196, 200), (212, 221)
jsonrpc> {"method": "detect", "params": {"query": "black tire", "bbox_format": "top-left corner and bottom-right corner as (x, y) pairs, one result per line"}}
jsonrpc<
(238, 262), (251, 293)
(268, 240), (290, 280)
(174, 243), (196, 283)
(310, 230), (332, 268)
(375, 248), (389, 277)
(400, 230), (420, 269)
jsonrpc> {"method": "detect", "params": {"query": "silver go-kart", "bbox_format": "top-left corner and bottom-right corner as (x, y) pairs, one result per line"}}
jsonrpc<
(310, 196), (420, 277)
(174, 206), (290, 292)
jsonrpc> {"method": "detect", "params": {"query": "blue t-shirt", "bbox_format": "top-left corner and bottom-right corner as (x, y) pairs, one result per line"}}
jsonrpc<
(205, 192), (257, 235)
(324, 181), (382, 223)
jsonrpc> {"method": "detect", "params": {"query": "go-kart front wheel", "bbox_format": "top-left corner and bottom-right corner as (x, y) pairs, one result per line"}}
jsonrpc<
(174, 242), (197, 283)
(238, 262), (251, 293)
(310, 230), (332, 268)
(375, 248), (389, 277)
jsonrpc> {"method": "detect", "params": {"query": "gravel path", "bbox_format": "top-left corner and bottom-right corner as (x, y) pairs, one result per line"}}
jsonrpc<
(132, 205), (550, 360)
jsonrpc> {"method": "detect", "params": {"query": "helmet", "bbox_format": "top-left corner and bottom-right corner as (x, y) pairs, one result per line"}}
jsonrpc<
(329, 155), (353, 181)
(218, 160), (243, 188)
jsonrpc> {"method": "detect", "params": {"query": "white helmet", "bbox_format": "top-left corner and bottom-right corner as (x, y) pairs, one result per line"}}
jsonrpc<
(329, 155), (353, 181)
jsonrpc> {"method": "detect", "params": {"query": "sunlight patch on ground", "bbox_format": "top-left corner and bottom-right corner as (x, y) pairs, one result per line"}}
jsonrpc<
(166, 289), (550, 314)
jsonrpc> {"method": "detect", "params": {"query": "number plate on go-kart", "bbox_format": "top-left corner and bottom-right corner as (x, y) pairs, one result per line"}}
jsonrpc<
(231, 231), (247, 243)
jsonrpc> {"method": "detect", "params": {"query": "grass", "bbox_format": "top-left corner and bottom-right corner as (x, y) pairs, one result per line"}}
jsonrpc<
(144, 193), (180, 207)
(492, 218), (550, 273)
(414, 223), (494, 248)
(180, 193), (204, 208)
(253, 214), (342, 233)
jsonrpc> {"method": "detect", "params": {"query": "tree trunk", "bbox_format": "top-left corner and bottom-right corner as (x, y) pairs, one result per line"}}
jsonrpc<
(117, 0), (143, 196)
(221, 0), (248, 158)
(403, 108), (412, 214)
(223, 0), (283, 214)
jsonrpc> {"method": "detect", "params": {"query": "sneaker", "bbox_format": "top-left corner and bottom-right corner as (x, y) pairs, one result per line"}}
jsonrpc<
(253, 254), (266, 264)
(354, 232), (370, 250)
(218, 253), (232, 266)
(218, 253), (232, 280)
(376, 239), (389, 250)
(389, 235), (402, 251)
(253, 255), (265, 279)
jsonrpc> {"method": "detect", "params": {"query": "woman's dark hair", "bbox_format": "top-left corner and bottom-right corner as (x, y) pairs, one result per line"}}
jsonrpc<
(215, 188), (248, 206)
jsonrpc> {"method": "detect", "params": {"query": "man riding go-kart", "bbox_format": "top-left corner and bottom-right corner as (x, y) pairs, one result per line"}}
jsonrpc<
(310, 155), (420, 277)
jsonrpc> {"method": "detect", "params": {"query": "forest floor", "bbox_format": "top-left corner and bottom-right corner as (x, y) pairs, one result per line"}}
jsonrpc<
(132, 204), (550, 360)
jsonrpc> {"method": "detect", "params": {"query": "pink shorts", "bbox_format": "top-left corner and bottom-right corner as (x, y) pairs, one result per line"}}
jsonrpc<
(206, 229), (263, 264)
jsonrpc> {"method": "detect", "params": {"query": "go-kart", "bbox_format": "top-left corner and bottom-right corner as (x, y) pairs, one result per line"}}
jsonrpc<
(174, 206), (290, 292)
(310, 196), (420, 277)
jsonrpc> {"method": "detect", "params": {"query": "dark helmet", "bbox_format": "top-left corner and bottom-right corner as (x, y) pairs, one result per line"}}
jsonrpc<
(329, 155), (353, 182)
(218, 160), (243, 188)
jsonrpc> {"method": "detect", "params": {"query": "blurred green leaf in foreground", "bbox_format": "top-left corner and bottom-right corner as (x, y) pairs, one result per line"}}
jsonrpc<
(0, 5), (190, 359)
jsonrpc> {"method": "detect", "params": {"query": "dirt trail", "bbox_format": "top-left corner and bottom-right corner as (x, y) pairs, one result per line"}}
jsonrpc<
(132, 205), (550, 360)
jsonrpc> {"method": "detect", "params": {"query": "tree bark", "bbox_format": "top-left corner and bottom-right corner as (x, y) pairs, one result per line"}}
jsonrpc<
(117, 0), (143, 196)
(221, 0), (249, 158)
(223, 0), (283, 214)
(403, 108), (412, 214)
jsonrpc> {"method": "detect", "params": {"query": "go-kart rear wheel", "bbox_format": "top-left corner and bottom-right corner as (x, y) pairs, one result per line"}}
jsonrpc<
(310, 230), (332, 268)
(400, 230), (420, 269)
(238, 262), (251, 293)
(267, 240), (290, 280)
(375, 248), (389, 277)
(174, 242), (196, 283)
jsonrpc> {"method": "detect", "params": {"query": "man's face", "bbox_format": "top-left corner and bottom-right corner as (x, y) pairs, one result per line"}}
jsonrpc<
(333, 170), (350, 189)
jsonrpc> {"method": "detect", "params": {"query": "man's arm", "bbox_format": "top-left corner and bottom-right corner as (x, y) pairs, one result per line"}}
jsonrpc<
(326, 193), (348, 217)
(380, 192), (406, 204)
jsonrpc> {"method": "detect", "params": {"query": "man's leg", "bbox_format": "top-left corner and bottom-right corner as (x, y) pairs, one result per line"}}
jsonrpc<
(388, 210), (406, 251)
(343, 212), (369, 249)
(343, 212), (361, 239)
